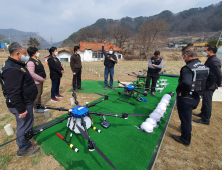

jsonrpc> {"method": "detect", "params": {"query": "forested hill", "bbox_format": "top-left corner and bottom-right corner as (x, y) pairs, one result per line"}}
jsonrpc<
(62, 1), (222, 46)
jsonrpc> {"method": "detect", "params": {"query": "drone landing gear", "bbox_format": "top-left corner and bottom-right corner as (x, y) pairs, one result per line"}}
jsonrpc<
(101, 115), (110, 129)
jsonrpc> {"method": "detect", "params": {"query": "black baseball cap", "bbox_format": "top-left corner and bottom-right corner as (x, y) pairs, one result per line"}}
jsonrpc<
(154, 51), (160, 55)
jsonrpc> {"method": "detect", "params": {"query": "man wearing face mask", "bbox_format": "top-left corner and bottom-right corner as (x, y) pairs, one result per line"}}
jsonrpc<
(102, 41), (118, 90)
(172, 46), (211, 147)
(70, 46), (84, 92)
(48, 47), (64, 102)
(27, 46), (46, 113)
(193, 45), (221, 124)
(145, 51), (163, 96)
(0, 42), (39, 157)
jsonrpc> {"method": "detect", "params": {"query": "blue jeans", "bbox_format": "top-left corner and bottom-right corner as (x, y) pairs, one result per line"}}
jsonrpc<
(8, 103), (34, 151)
(51, 78), (60, 99)
(104, 67), (114, 87)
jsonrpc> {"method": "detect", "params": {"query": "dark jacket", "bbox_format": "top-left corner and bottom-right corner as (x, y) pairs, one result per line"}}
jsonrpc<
(102, 46), (117, 68)
(70, 53), (82, 73)
(204, 55), (221, 90)
(0, 57), (38, 114)
(148, 57), (163, 74)
(176, 58), (210, 98)
(47, 55), (64, 80)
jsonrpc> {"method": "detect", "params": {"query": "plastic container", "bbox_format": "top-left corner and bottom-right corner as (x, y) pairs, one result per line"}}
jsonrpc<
(4, 124), (14, 136)
(149, 112), (161, 122)
(44, 109), (50, 119)
(146, 118), (158, 128)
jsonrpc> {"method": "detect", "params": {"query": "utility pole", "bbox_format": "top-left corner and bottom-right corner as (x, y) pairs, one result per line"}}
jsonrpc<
(216, 31), (222, 47)
(36, 32), (39, 41)
(8, 34), (11, 44)
(51, 37), (53, 47)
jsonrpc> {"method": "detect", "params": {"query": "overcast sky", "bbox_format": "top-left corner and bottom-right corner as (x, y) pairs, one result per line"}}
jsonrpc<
(0, 0), (221, 42)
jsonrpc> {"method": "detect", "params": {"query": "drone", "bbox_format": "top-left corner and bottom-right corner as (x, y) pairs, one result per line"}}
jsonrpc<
(0, 90), (149, 170)
(127, 70), (147, 87)
(111, 80), (150, 103)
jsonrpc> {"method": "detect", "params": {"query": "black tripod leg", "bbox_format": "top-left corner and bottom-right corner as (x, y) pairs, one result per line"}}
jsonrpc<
(80, 116), (95, 151)
(64, 117), (72, 139)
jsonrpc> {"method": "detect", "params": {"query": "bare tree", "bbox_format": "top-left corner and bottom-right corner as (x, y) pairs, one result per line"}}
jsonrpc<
(136, 18), (170, 60)
(108, 24), (131, 48)
(77, 27), (95, 42)
(95, 30), (107, 43)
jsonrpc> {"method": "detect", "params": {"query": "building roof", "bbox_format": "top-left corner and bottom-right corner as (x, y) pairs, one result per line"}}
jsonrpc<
(79, 42), (122, 52)
(193, 43), (207, 47)
(57, 48), (73, 54)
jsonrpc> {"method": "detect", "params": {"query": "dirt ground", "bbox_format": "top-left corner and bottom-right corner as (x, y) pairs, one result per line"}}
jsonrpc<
(0, 50), (221, 170)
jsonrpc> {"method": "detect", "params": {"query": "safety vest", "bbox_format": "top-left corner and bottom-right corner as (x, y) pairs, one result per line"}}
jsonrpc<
(28, 57), (46, 78)
(148, 57), (162, 74)
(104, 54), (116, 68)
(0, 59), (38, 101)
(185, 59), (209, 96)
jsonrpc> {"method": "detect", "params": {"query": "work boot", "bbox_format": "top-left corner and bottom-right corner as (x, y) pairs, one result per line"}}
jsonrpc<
(105, 87), (107, 90)
(172, 135), (189, 147)
(16, 145), (40, 158)
(193, 113), (202, 117)
(110, 86), (114, 89)
(151, 92), (156, 96)
(74, 89), (79, 93)
(193, 119), (210, 125)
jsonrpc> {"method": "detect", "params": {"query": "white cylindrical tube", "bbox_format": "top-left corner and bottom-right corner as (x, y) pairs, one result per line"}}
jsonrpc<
(70, 98), (74, 106)
(149, 112), (161, 122)
(160, 98), (169, 105)
(4, 124), (14, 136)
(44, 109), (50, 119)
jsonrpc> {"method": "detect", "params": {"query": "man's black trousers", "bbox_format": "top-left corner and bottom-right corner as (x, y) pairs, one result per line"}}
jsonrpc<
(145, 73), (159, 92)
(177, 95), (200, 145)
(200, 90), (214, 122)
(73, 69), (82, 90)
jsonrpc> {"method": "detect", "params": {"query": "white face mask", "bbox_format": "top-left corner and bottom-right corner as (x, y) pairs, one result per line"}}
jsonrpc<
(54, 52), (58, 56)
(203, 52), (208, 57)
(109, 51), (113, 54)
(77, 51), (81, 54)
(182, 55), (186, 63)
(20, 53), (30, 64)
(36, 53), (40, 59)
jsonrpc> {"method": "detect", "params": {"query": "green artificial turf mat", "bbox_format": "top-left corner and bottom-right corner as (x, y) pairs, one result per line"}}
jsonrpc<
(67, 80), (119, 94)
(34, 76), (178, 170)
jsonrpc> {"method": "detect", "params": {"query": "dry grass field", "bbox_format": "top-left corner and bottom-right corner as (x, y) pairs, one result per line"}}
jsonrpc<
(0, 50), (221, 170)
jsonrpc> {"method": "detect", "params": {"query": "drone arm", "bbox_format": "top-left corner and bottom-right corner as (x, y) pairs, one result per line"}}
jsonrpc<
(88, 111), (123, 118)
(87, 97), (108, 108)
(28, 115), (72, 139)
(134, 89), (147, 96)
(39, 105), (69, 111)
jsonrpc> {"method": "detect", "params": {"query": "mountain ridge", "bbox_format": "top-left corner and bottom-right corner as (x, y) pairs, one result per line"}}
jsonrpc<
(61, 1), (222, 46)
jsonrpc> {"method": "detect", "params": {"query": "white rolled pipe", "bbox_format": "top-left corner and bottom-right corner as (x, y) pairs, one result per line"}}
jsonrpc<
(44, 109), (50, 119)
(4, 124), (14, 136)
(70, 98), (74, 106)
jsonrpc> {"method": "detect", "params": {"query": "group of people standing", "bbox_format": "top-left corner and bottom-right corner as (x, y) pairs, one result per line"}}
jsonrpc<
(0, 41), (221, 159)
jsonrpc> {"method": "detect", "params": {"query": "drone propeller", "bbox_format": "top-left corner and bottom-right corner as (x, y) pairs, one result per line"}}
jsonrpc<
(37, 104), (69, 111)
(75, 124), (117, 170)
(94, 93), (135, 105)
(71, 89), (79, 106)
(132, 72), (137, 75)
(126, 73), (137, 77)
